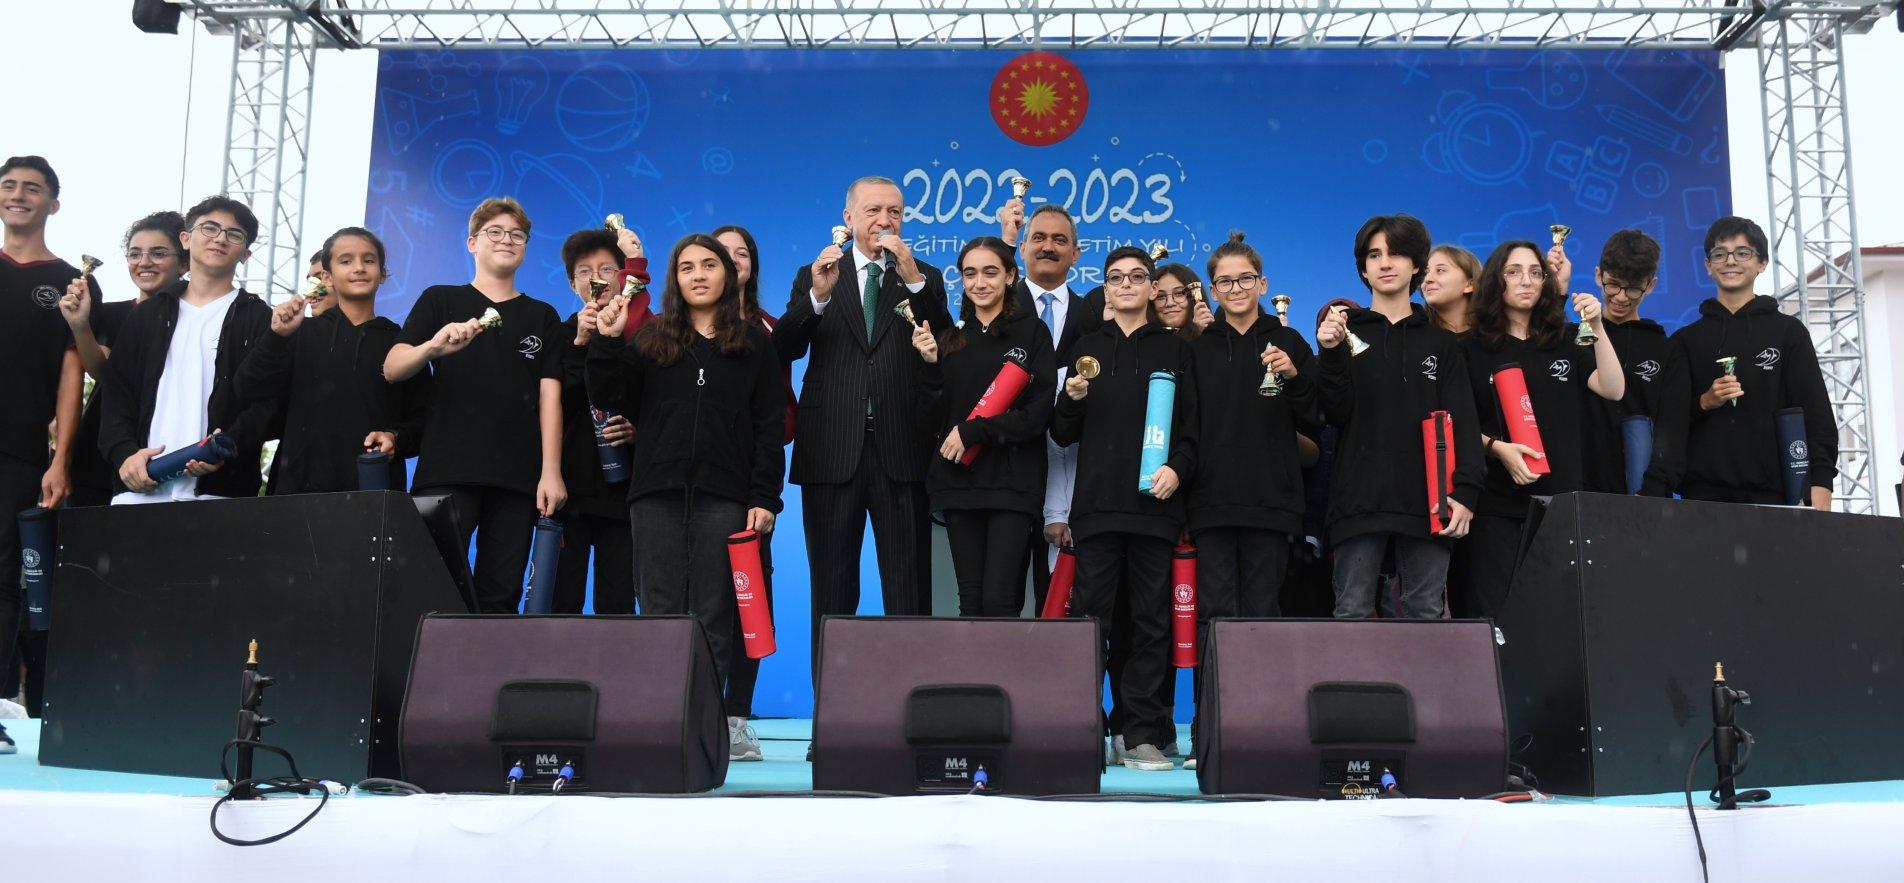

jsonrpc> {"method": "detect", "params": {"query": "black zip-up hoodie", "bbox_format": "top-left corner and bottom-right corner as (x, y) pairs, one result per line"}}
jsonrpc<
(1187, 314), (1322, 535)
(559, 315), (630, 521)
(1580, 318), (1687, 496)
(919, 308), (1056, 519)
(1317, 304), (1483, 543)
(1668, 295), (1837, 503)
(586, 324), (786, 513)
(236, 308), (429, 495)
(98, 281), (277, 498)
(1050, 320), (1198, 543)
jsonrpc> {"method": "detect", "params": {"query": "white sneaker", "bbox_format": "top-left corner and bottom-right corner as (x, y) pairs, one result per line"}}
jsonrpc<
(728, 717), (762, 762)
(1183, 755), (1198, 771)
(1122, 743), (1174, 771)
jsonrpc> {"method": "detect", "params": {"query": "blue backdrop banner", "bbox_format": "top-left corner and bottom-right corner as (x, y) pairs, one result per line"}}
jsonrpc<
(366, 48), (1729, 716)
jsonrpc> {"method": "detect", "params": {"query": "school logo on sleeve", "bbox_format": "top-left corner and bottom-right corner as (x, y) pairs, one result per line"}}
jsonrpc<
(1420, 355), (1439, 381)
(1755, 347), (1781, 370)
(1548, 359), (1572, 382)
(1635, 359), (1661, 382)
(518, 335), (542, 358)
(31, 285), (61, 309)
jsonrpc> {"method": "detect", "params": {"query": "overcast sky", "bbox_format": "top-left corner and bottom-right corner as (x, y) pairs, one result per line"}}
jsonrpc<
(9, 1), (1902, 299)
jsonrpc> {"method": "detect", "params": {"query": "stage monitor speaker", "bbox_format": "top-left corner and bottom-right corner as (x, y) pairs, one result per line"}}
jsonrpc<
(399, 615), (727, 793)
(1500, 492), (1904, 796)
(1197, 619), (1507, 799)
(40, 491), (469, 780)
(813, 616), (1101, 795)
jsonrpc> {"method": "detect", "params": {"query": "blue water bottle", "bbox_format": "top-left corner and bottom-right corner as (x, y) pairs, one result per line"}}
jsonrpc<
(592, 406), (631, 484)
(19, 507), (55, 631)
(1137, 371), (1176, 494)
(1620, 415), (1653, 495)
(356, 451), (392, 491)
(1775, 407), (1810, 506)
(521, 516), (564, 614)
(145, 432), (237, 485)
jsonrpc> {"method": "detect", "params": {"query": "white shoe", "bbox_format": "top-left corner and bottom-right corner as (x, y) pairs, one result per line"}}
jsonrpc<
(728, 717), (762, 762)
(1183, 756), (1198, 771)
(1122, 743), (1174, 771)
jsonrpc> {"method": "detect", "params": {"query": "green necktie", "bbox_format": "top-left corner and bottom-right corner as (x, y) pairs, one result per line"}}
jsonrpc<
(861, 260), (882, 343)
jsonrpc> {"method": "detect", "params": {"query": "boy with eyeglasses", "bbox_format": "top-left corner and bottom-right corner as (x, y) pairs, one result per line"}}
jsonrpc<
(99, 195), (276, 506)
(384, 197), (567, 613)
(1668, 216), (1836, 507)
(1579, 229), (1689, 497)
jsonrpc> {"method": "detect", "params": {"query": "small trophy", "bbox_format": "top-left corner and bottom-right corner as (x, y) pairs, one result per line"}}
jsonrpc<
(1257, 346), (1284, 398)
(1074, 355), (1101, 380)
(1717, 356), (1739, 408)
(588, 278), (609, 300)
(1550, 225), (1596, 346)
(605, 213), (626, 232)
(1332, 305), (1371, 357)
(1187, 280), (1204, 303)
(1271, 294), (1292, 326)
(1149, 242), (1170, 263)
(1011, 177), (1031, 199)
(893, 299), (918, 326)
(300, 274), (327, 317)
(830, 225), (850, 248)
(1549, 224), (1573, 246)
(479, 306), (503, 330)
(78, 254), (103, 278)
(620, 272), (645, 299)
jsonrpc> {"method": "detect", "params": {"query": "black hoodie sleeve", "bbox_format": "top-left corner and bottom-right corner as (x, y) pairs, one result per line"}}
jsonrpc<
(916, 349), (950, 439)
(961, 323), (1057, 450)
(1640, 340), (1690, 497)
(98, 301), (153, 472)
(1316, 337), (1355, 428)
(1164, 336), (1199, 485)
(1050, 346), (1087, 448)
(747, 338), (788, 513)
(390, 370), (432, 458)
(1781, 319), (1839, 488)
(586, 330), (644, 419)
(774, 265), (822, 364)
(1275, 330), (1324, 437)
(221, 301), (281, 453)
(236, 324), (296, 410)
(1441, 342), (1485, 512)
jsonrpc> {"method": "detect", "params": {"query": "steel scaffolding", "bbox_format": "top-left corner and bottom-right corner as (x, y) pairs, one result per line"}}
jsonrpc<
(178, 0), (1897, 511)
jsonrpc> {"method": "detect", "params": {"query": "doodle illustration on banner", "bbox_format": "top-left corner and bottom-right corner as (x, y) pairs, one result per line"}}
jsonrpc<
(557, 64), (651, 152)
(495, 56), (549, 135)
(991, 52), (1089, 147)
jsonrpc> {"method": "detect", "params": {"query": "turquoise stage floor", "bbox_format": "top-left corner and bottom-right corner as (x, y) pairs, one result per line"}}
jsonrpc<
(5, 718), (1901, 806)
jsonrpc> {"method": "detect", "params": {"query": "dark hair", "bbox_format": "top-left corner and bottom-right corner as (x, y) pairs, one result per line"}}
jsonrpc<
(1472, 240), (1567, 350)
(710, 224), (763, 316)
(1353, 214), (1431, 294)
(1154, 263), (1207, 339)
(184, 194), (260, 246)
(635, 233), (750, 366)
(320, 227), (387, 272)
(1, 156), (59, 198)
(940, 236), (1022, 358)
(122, 210), (186, 251)
(1598, 229), (1660, 284)
(1104, 245), (1154, 275)
(1206, 230), (1262, 279)
(1702, 216), (1767, 260)
(559, 228), (624, 279)
(1027, 204), (1077, 239)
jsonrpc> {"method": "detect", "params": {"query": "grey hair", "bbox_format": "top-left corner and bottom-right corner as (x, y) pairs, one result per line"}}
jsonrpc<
(1028, 203), (1077, 238)
(845, 175), (899, 209)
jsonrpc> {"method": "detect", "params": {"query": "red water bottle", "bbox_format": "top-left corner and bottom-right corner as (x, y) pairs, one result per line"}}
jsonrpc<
(1491, 363), (1550, 476)
(959, 358), (1034, 466)
(1171, 545), (1198, 668)
(1421, 410), (1457, 534)
(727, 530), (776, 659)
(1040, 546), (1078, 619)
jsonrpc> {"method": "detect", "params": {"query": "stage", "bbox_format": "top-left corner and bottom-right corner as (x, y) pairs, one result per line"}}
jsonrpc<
(5, 719), (1902, 881)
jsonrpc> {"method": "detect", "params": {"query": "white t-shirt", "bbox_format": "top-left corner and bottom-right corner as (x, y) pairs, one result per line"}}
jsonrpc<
(113, 290), (237, 505)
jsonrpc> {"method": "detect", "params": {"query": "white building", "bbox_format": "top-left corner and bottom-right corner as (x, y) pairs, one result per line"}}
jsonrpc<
(1857, 245), (1904, 515)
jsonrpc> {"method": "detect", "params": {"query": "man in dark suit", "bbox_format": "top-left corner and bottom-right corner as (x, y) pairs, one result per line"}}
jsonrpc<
(998, 199), (1093, 614)
(776, 175), (951, 664)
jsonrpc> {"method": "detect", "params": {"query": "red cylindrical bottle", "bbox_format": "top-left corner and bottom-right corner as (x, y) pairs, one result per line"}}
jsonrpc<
(1171, 545), (1198, 668)
(958, 359), (1034, 466)
(727, 530), (776, 659)
(1491, 363), (1550, 476)
(1040, 546), (1078, 619)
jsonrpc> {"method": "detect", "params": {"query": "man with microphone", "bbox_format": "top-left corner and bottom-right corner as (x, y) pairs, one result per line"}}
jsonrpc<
(775, 176), (951, 664)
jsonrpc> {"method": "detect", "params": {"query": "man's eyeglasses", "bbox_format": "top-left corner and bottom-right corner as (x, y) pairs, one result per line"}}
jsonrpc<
(479, 226), (529, 245)
(1212, 273), (1262, 293)
(125, 248), (176, 263)
(1706, 247), (1761, 264)
(193, 221), (248, 246)
(1106, 271), (1152, 287)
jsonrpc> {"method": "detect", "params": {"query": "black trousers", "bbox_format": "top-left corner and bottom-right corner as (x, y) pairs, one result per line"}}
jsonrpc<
(801, 433), (932, 680)
(551, 510), (636, 615)
(945, 509), (1034, 617)
(724, 530), (774, 718)
(1188, 528), (1290, 748)
(1448, 514), (1524, 621)
(415, 484), (538, 615)
(631, 491), (746, 690)
(1073, 531), (1174, 749)
(1, 452), (43, 704)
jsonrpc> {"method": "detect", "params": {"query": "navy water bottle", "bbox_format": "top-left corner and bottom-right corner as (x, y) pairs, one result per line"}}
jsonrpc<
(1775, 407), (1811, 506)
(145, 432), (238, 485)
(356, 451), (392, 491)
(591, 406), (630, 483)
(520, 517), (564, 614)
(20, 507), (55, 631)
(1620, 415), (1653, 495)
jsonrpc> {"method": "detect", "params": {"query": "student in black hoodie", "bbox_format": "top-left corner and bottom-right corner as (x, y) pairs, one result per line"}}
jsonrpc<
(1051, 244), (1198, 773)
(238, 227), (428, 494)
(384, 198), (568, 613)
(589, 233), (785, 724)
(1670, 216), (1836, 507)
(1450, 241), (1624, 620)
(912, 236), (1055, 617)
(100, 195), (276, 506)
(1579, 229), (1688, 496)
(1318, 215), (1483, 620)
(551, 227), (637, 616)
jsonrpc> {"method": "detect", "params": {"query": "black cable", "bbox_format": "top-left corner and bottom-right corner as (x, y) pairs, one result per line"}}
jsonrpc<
(1684, 734), (1714, 883)
(355, 777), (427, 796)
(211, 740), (331, 847)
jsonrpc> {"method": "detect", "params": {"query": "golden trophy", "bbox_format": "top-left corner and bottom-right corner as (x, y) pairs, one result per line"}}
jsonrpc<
(619, 272), (645, 299)
(1259, 295), (1292, 397)
(1548, 224), (1595, 347)
(1331, 304), (1370, 357)
(830, 225), (850, 248)
(78, 254), (103, 278)
(479, 306), (503, 330)
(1272, 294), (1292, 325)
(893, 299), (919, 326)
(588, 278), (609, 300)
(1011, 177), (1031, 199)
(604, 213), (627, 232)
(1074, 355), (1101, 380)
(1549, 224), (1572, 246)
(1149, 242), (1170, 263)
(1717, 356), (1739, 408)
